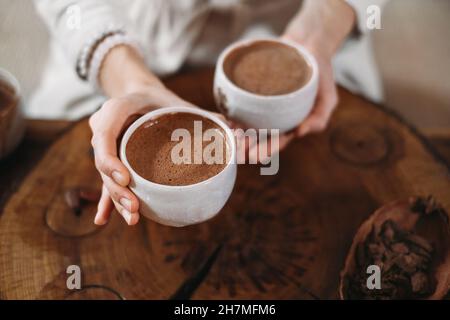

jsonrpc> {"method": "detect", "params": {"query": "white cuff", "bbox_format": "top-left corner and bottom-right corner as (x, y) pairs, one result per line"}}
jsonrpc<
(76, 26), (124, 80)
(87, 34), (142, 92)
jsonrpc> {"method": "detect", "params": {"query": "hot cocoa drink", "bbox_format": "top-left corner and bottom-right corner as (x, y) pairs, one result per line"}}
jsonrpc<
(126, 112), (229, 186)
(223, 40), (312, 96)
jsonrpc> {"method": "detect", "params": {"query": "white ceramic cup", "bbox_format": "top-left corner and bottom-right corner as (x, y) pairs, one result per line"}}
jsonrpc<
(214, 38), (319, 133)
(120, 106), (237, 227)
(0, 68), (25, 160)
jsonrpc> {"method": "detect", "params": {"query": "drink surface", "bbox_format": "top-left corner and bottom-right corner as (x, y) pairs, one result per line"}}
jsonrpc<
(223, 40), (312, 96)
(126, 112), (228, 186)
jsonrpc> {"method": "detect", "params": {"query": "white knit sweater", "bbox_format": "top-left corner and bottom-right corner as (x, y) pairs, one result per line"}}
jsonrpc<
(28, 0), (388, 119)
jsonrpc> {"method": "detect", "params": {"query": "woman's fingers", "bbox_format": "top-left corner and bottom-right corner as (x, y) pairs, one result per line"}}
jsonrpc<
(94, 183), (139, 226)
(94, 185), (113, 225)
(89, 89), (198, 226)
(89, 101), (133, 187)
(89, 96), (149, 225)
(296, 95), (336, 136)
(247, 132), (295, 164)
(91, 132), (130, 186)
(296, 71), (338, 137)
(90, 92), (195, 184)
(112, 199), (140, 226)
(101, 173), (139, 213)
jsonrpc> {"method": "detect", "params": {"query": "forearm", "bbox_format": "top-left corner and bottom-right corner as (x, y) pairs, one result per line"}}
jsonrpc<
(99, 45), (164, 98)
(284, 0), (356, 57)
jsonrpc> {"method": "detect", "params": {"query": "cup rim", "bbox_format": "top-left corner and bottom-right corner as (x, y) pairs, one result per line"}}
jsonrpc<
(216, 37), (319, 101)
(120, 106), (237, 190)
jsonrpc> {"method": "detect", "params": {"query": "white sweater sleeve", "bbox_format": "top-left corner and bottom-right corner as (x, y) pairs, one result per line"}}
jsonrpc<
(345, 0), (390, 34)
(33, 0), (127, 67)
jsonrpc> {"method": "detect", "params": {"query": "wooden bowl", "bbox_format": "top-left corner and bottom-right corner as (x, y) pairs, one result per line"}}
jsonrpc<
(339, 196), (450, 299)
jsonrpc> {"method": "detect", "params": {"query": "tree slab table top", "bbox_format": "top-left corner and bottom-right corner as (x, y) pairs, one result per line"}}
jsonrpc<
(0, 68), (449, 300)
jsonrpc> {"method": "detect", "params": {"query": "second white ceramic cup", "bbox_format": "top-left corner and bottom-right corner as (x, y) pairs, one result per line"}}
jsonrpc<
(214, 38), (319, 133)
(120, 106), (237, 227)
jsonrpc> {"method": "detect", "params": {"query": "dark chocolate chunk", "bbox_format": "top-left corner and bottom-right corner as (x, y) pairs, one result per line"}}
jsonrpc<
(346, 217), (435, 299)
(404, 233), (433, 253)
(391, 243), (409, 255)
(411, 272), (429, 294)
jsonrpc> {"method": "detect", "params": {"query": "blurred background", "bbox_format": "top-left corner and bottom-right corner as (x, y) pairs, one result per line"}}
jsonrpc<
(1, 0), (449, 157)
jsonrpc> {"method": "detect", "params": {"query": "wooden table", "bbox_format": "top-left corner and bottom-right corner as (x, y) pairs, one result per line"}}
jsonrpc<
(0, 68), (449, 300)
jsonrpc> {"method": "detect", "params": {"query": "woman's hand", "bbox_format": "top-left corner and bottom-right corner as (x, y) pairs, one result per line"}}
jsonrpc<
(243, 0), (357, 162)
(90, 87), (196, 226)
(90, 45), (196, 226)
(283, 0), (356, 138)
(283, 37), (339, 137)
(244, 0), (355, 163)
(239, 42), (340, 164)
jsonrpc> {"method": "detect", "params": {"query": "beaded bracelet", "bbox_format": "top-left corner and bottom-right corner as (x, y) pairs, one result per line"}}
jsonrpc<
(75, 26), (124, 81)
(86, 33), (142, 91)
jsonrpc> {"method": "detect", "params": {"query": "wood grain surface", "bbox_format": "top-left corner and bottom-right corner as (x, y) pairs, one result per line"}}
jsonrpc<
(0, 68), (449, 299)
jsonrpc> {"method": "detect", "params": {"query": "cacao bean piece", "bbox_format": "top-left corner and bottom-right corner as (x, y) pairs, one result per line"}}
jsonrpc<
(411, 272), (429, 294)
(404, 233), (433, 253)
(368, 242), (386, 260)
(64, 188), (81, 215)
(380, 220), (399, 245)
(394, 254), (418, 274)
(391, 243), (409, 255)
(382, 257), (396, 273)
